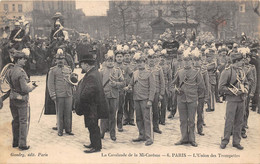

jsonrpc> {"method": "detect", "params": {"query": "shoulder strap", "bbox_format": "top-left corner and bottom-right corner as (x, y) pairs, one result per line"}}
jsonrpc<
(13, 29), (22, 39)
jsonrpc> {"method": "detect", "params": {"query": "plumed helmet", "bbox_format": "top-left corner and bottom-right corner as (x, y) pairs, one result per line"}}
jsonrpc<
(106, 50), (115, 60)
(22, 48), (30, 58)
(133, 52), (144, 61)
(148, 49), (155, 57)
(56, 48), (65, 59)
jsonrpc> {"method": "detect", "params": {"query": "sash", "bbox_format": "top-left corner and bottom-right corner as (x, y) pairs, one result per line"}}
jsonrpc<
(53, 27), (62, 38)
(13, 29), (22, 40)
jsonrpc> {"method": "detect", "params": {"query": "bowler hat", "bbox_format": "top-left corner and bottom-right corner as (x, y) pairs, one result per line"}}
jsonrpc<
(79, 54), (96, 63)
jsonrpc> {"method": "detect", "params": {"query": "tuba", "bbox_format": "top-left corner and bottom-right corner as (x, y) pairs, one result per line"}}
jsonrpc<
(0, 63), (14, 94)
(67, 73), (78, 86)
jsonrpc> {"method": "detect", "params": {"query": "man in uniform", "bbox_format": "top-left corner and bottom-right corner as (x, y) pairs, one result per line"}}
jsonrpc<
(100, 50), (124, 141)
(146, 49), (165, 133)
(48, 49), (74, 136)
(219, 52), (248, 150)
(9, 21), (25, 50)
(115, 46), (130, 132)
(205, 48), (217, 112)
(124, 52), (156, 146)
(122, 46), (135, 126)
(168, 49), (183, 118)
(249, 43), (260, 113)
(192, 48), (209, 136)
(159, 49), (172, 123)
(6, 51), (37, 150)
(240, 48), (256, 138)
(172, 49), (205, 147)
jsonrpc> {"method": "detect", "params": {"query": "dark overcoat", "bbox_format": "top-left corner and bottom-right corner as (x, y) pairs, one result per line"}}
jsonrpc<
(74, 67), (108, 126)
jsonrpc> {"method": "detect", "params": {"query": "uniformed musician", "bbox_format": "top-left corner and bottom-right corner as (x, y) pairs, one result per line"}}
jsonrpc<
(6, 50), (37, 150)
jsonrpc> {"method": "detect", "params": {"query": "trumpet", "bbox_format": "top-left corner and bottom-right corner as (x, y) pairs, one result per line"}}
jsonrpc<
(228, 83), (239, 96)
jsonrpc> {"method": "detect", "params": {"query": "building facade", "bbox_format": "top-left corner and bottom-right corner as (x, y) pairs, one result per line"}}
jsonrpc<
(0, 0), (33, 28)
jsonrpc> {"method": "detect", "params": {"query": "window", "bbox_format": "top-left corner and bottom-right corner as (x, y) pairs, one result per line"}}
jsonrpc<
(12, 4), (15, 12)
(4, 4), (8, 12)
(239, 4), (245, 13)
(18, 4), (22, 12)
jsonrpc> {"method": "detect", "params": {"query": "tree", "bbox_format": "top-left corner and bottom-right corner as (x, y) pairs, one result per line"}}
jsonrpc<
(194, 1), (236, 38)
(131, 2), (145, 36)
(252, 0), (260, 16)
(112, 1), (132, 40)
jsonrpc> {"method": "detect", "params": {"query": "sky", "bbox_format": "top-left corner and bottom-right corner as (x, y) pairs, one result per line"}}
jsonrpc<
(76, 0), (109, 16)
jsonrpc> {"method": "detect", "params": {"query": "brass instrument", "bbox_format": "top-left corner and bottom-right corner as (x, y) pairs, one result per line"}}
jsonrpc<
(228, 83), (239, 96)
(0, 63), (14, 94)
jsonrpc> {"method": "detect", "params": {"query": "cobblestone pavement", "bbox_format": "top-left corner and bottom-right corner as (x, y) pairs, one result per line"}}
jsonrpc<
(0, 69), (260, 163)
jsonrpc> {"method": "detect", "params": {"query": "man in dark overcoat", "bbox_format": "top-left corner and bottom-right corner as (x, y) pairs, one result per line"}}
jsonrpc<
(74, 51), (108, 153)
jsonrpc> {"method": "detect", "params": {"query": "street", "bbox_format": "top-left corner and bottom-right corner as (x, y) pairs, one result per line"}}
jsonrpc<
(0, 68), (260, 164)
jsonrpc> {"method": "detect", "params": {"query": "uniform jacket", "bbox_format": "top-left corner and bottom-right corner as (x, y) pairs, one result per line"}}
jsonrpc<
(47, 65), (73, 99)
(146, 65), (165, 95)
(194, 65), (209, 100)
(123, 62), (134, 86)
(172, 67), (205, 103)
(74, 67), (108, 120)
(129, 69), (156, 101)
(7, 65), (34, 107)
(244, 64), (256, 95)
(160, 64), (172, 95)
(100, 66), (124, 99)
(207, 61), (217, 85)
(116, 63), (130, 91)
(218, 66), (249, 102)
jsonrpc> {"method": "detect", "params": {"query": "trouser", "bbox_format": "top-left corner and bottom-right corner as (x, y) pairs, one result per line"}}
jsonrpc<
(207, 84), (215, 110)
(170, 92), (177, 116)
(177, 101), (197, 143)
(167, 91), (172, 111)
(117, 91), (125, 130)
(123, 92), (134, 124)
(152, 92), (160, 130)
(10, 100), (29, 147)
(56, 97), (73, 134)
(215, 72), (220, 101)
(135, 100), (153, 142)
(85, 117), (102, 150)
(221, 101), (245, 145)
(100, 98), (117, 138)
(159, 92), (167, 124)
(242, 92), (251, 134)
(197, 98), (204, 133)
(251, 89), (259, 111)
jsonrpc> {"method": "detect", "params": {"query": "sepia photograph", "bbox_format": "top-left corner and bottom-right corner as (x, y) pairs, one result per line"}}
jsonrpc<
(0, 0), (259, 163)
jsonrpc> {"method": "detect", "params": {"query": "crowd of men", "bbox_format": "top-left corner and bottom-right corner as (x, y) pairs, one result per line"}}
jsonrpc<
(0, 12), (260, 153)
